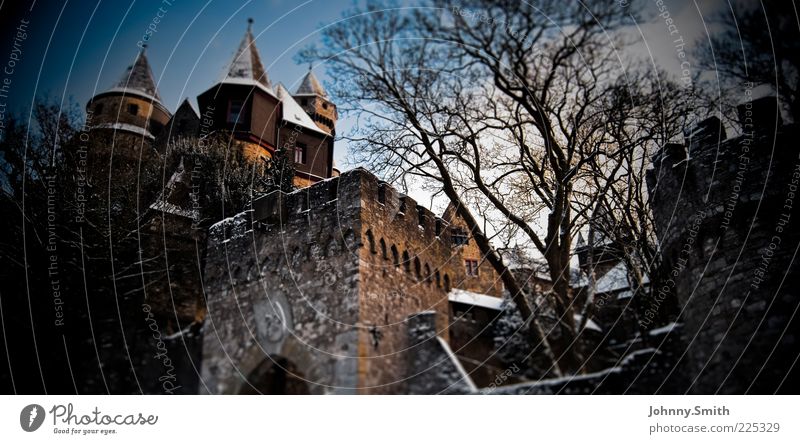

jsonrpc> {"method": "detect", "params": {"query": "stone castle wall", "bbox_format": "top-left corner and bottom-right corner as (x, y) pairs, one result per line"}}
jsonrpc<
(199, 175), (362, 394)
(356, 172), (500, 393)
(200, 168), (503, 393)
(646, 109), (800, 393)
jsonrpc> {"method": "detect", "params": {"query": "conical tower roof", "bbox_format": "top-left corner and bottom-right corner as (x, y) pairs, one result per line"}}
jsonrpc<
(295, 66), (327, 97)
(221, 19), (270, 89)
(112, 46), (163, 102)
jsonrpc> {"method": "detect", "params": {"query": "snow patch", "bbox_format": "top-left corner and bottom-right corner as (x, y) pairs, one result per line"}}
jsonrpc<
(648, 322), (682, 336)
(448, 288), (504, 311)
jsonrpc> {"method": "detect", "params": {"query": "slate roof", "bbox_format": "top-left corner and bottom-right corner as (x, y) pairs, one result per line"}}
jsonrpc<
(221, 20), (271, 89)
(295, 68), (327, 97)
(113, 48), (162, 102)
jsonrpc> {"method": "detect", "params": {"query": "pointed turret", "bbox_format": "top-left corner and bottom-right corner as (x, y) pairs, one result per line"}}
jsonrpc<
(197, 19), (280, 162)
(295, 67), (327, 97)
(292, 65), (337, 135)
(86, 45), (171, 140)
(221, 18), (270, 89)
(114, 46), (163, 101)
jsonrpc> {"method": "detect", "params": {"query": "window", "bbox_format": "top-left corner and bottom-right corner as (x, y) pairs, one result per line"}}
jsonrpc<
(227, 99), (244, 124)
(391, 245), (399, 268)
(322, 102), (329, 109)
(294, 143), (307, 164)
(380, 239), (388, 260)
(366, 230), (376, 254)
(402, 251), (410, 273)
(378, 183), (387, 204)
(127, 103), (139, 116)
(465, 259), (479, 277)
(94, 103), (104, 115)
(451, 228), (468, 246)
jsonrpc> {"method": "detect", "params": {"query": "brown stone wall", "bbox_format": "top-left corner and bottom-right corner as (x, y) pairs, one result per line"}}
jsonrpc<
(357, 173), (453, 393)
(88, 93), (170, 136)
(442, 204), (504, 297)
(200, 168), (511, 394)
(296, 95), (337, 135)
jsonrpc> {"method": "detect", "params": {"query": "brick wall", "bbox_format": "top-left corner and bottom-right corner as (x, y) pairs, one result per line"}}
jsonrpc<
(646, 114), (800, 393)
(200, 168), (507, 393)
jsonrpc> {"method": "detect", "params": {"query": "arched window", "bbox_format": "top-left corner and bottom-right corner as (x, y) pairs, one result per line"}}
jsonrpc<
(444, 274), (451, 292)
(391, 245), (399, 268)
(414, 257), (421, 280)
(435, 270), (441, 288)
(378, 182), (387, 204)
(366, 230), (376, 254)
(402, 251), (411, 272)
(380, 238), (388, 260)
(424, 264), (432, 284)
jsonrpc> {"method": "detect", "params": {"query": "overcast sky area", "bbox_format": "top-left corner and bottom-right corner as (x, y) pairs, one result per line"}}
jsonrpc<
(0, 0), (731, 207)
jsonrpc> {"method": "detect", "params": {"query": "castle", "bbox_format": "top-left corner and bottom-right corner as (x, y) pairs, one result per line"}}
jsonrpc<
(84, 21), (510, 394)
(77, 21), (799, 395)
(87, 19), (338, 187)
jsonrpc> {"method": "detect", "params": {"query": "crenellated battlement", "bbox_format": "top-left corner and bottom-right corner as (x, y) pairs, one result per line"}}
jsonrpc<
(645, 97), (800, 393)
(202, 166), (502, 394)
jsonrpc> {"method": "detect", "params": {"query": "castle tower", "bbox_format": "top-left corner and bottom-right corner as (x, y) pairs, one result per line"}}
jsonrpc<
(293, 66), (337, 135)
(646, 106), (800, 393)
(196, 19), (280, 162)
(197, 20), (336, 188)
(86, 46), (171, 139)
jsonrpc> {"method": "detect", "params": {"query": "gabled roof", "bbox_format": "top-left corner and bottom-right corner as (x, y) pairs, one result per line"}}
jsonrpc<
(294, 67), (327, 97)
(112, 48), (163, 102)
(275, 83), (330, 136)
(175, 98), (199, 118)
(149, 157), (198, 220)
(593, 261), (649, 294)
(221, 19), (271, 89)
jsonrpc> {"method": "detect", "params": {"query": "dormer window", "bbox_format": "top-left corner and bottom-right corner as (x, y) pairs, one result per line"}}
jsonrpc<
(127, 104), (139, 116)
(227, 100), (244, 124)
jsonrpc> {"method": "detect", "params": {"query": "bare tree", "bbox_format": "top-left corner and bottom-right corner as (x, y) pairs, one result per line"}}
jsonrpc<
(696, 0), (800, 121)
(305, 0), (691, 374)
(575, 71), (694, 338)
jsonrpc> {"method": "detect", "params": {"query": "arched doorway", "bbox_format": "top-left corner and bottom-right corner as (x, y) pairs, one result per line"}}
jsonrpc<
(239, 356), (310, 395)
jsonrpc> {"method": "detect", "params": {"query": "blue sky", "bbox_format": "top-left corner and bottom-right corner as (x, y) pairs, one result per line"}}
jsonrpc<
(0, 0), (361, 166)
(1, 0), (727, 176)
(2, 0), (354, 111)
